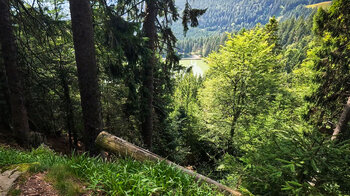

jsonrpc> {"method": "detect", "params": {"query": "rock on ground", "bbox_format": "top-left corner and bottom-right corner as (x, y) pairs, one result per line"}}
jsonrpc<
(0, 168), (22, 196)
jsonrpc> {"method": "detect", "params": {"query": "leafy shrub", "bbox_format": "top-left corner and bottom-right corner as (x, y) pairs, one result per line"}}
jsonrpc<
(219, 130), (350, 195)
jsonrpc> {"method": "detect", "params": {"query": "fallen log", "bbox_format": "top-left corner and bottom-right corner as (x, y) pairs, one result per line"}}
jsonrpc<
(95, 131), (241, 196)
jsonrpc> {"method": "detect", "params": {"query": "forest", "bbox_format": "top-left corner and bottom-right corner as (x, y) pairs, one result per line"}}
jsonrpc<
(0, 0), (350, 195)
(175, 0), (330, 57)
(177, 16), (315, 57)
(173, 0), (328, 37)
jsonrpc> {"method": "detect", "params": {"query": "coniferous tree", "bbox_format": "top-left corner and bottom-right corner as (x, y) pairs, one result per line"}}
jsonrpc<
(0, 56), (10, 128)
(265, 16), (281, 53)
(140, 0), (206, 150)
(308, 0), (350, 140)
(141, 0), (157, 149)
(0, 0), (30, 145)
(69, 0), (103, 154)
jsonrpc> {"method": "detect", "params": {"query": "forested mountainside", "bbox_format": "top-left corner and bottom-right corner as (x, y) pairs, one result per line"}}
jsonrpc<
(177, 14), (314, 57)
(175, 0), (329, 56)
(174, 0), (326, 38)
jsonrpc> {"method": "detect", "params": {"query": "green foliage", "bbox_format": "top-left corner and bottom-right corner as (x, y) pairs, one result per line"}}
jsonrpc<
(174, 0), (327, 56)
(6, 0), (201, 150)
(177, 33), (227, 57)
(93, 3), (146, 144)
(0, 146), (221, 195)
(199, 26), (282, 149)
(8, 0), (83, 143)
(265, 16), (281, 52)
(182, 2), (207, 36)
(305, 0), (350, 138)
(2, 0), (350, 195)
(279, 16), (314, 48)
(173, 70), (203, 114)
(169, 71), (208, 164)
(183, 12), (350, 195)
(175, 0), (326, 38)
(220, 130), (350, 195)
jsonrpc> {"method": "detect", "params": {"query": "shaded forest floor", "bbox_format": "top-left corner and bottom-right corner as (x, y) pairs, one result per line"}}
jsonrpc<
(0, 128), (22, 150)
(0, 127), (82, 155)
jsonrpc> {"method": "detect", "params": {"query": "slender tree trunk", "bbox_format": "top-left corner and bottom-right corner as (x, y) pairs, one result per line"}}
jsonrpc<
(0, 58), (10, 128)
(230, 111), (241, 140)
(0, 0), (30, 145)
(59, 68), (77, 149)
(69, 0), (103, 154)
(331, 97), (350, 140)
(227, 110), (240, 154)
(141, 0), (157, 149)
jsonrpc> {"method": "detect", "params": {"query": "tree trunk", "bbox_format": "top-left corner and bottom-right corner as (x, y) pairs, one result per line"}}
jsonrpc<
(331, 97), (350, 140)
(0, 58), (10, 128)
(95, 131), (241, 196)
(69, 0), (103, 154)
(59, 68), (77, 149)
(0, 0), (30, 145)
(141, 0), (157, 149)
(230, 111), (241, 140)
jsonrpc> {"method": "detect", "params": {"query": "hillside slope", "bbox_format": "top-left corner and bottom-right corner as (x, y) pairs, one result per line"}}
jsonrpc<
(174, 0), (329, 38)
(175, 0), (332, 57)
(0, 146), (222, 195)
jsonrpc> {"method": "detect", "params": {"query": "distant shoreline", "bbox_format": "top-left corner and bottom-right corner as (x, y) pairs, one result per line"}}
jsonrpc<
(181, 58), (202, 60)
(181, 54), (202, 60)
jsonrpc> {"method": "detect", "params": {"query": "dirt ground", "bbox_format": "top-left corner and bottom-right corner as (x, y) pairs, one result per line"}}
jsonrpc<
(11, 172), (100, 196)
(17, 172), (59, 196)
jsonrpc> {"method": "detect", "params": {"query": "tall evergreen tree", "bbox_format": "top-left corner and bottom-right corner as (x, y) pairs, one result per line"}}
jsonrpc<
(69, 0), (103, 154)
(265, 16), (281, 52)
(0, 0), (30, 145)
(141, 0), (157, 149)
(140, 0), (206, 149)
(0, 55), (10, 129)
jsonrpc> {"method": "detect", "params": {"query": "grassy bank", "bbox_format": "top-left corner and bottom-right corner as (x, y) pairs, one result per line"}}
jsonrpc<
(0, 146), (220, 195)
(305, 1), (332, 9)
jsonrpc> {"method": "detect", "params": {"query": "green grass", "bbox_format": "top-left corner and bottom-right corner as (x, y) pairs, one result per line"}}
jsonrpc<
(305, 1), (332, 9)
(180, 59), (210, 74)
(46, 164), (84, 196)
(8, 189), (21, 196)
(0, 145), (221, 195)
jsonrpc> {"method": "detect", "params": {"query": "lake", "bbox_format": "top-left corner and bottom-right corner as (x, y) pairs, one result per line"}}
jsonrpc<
(179, 59), (209, 76)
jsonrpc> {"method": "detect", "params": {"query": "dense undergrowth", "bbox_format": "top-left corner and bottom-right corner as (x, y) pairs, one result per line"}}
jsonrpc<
(0, 145), (221, 196)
